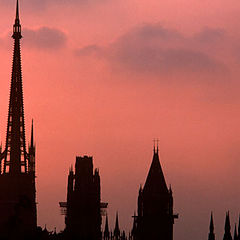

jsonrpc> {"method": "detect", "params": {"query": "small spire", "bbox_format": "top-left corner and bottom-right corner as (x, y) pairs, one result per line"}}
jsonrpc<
(210, 212), (214, 232)
(225, 212), (231, 232)
(104, 214), (110, 238)
(223, 211), (232, 240)
(208, 212), (215, 240)
(31, 119), (34, 148)
(114, 212), (120, 238)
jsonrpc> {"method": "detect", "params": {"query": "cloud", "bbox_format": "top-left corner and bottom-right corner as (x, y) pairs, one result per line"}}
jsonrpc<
(0, 0), (106, 12)
(22, 27), (67, 50)
(75, 44), (102, 57)
(193, 27), (226, 44)
(75, 23), (228, 76)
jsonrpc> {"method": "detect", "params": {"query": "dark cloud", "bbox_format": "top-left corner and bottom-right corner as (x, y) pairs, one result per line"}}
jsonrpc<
(22, 27), (67, 50)
(110, 46), (225, 75)
(76, 23), (228, 76)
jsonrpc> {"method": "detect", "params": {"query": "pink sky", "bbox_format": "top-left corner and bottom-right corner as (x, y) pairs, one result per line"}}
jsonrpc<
(0, 0), (240, 240)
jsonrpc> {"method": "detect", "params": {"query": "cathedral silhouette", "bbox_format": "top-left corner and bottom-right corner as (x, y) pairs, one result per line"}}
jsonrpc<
(0, 1), (237, 240)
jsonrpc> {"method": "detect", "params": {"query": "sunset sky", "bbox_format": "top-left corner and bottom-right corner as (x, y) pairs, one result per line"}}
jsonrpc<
(0, 0), (240, 239)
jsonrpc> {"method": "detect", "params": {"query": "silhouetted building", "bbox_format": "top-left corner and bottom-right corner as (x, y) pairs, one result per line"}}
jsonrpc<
(0, 0), (37, 238)
(208, 213), (215, 240)
(135, 146), (178, 240)
(61, 156), (102, 240)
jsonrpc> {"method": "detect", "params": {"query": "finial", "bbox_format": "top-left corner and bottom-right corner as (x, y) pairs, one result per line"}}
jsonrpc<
(210, 212), (214, 232)
(16, 0), (19, 20)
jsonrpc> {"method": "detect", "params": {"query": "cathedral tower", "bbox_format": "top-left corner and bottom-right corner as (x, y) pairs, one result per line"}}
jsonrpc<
(64, 156), (102, 240)
(136, 145), (178, 240)
(0, 1), (37, 238)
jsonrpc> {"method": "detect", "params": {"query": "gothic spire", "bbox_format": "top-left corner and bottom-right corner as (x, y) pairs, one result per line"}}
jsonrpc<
(104, 214), (110, 239)
(31, 119), (34, 148)
(114, 212), (120, 238)
(2, 0), (27, 174)
(223, 212), (232, 240)
(208, 212), (215, 240)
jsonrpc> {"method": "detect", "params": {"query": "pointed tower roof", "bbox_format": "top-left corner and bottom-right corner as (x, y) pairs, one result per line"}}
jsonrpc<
(223, 212), (232, 240)
(143, 146), (168, 195)
(208, 212), (215, 240)
(114, 212), (120, 237)
(225, 212), (231, 232)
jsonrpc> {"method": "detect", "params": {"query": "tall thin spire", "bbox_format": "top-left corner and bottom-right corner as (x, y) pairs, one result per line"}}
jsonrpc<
(2, 0), (26, 174)
(31, 119), (34, 148)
